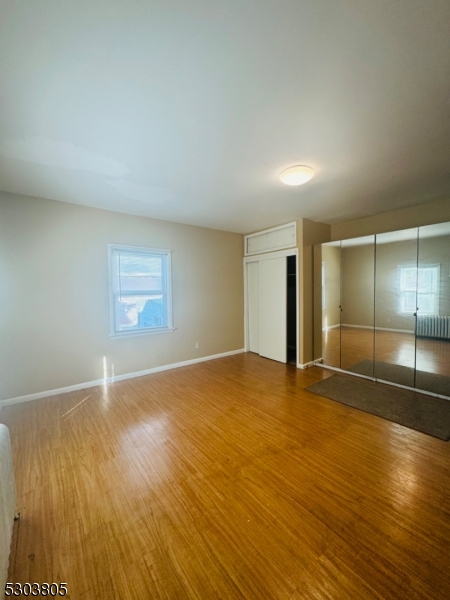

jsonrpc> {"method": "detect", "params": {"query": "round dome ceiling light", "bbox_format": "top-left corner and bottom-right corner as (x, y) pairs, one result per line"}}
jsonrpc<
(279, 165), (314, 186)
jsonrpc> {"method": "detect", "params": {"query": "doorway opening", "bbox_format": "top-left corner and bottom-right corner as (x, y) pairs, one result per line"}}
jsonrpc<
(287, 255), (297, 364)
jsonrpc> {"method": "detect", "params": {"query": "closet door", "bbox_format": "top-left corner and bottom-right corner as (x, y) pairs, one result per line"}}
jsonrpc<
(374, 229), (418, 387)
(258, 257), (287, 363)
(415, 223), (450, 396)
(321, 242), (342, 368)
(340, 236), (375, 375)
(247, 261), (260, 353)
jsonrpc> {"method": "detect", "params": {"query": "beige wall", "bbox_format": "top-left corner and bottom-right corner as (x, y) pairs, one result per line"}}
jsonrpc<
(322, 245), (341, 329)
(418, 235), (450, 317)
(298, 219), (331, 365)
(343, 236), (450, 328)
(331, 198), (450, 240)
(341, 243), (375, 327)
(0, 192), (244, 402)
(313, 244), (341, 360)
(340, 240), (414, 330)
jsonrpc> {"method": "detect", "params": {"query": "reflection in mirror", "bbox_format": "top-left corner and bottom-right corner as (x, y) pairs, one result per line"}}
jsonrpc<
(340, 236), (375, 376)
(313, 244), (323, 363)
(320, 241), (341, 368)
(415, 223), (450, 397)
(374, 228), (418, 387)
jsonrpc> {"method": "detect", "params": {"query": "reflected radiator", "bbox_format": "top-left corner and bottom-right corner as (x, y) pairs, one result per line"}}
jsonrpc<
(416, 315), (450, 339)
(0, 424), (16, 593)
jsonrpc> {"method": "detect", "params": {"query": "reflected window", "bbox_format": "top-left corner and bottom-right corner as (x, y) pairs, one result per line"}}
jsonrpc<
(109, 245), (173, 337)
(399, 265), (440, 315)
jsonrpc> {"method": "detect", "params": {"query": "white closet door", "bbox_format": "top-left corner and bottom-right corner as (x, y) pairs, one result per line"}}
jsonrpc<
(247, 261), (259, 353)
(258, 257), (287, 363)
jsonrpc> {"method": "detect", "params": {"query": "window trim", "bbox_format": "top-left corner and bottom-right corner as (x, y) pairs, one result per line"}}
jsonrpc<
(108, 244), (174, 338)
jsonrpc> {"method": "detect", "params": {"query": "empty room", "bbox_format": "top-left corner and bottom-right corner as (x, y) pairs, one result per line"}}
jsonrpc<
(1, 1), (450, 599)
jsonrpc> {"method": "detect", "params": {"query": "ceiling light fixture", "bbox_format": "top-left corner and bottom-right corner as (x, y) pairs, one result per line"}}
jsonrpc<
(279, 165), (314, 186)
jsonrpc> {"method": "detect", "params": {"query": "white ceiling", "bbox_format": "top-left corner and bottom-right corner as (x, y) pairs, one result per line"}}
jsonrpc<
(1, 0), (449, 234)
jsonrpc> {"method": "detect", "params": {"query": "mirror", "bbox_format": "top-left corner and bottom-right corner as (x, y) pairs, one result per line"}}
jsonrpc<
(320, 241), (341, 368)
(415, 223), (450, 396)
(374, 228), (418, 388)
(340, 236), (375, 376)
(315, 222), (450, 399)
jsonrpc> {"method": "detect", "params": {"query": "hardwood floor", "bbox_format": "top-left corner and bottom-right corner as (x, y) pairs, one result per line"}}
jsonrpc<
(2, 353), (450, 599)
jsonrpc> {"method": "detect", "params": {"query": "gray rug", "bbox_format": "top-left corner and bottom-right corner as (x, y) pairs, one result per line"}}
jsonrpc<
(347, 359), (450, 398)
(306, 374), (450, 441)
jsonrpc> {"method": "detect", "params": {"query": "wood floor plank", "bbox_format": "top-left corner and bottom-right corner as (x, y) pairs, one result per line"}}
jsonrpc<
(3, 353), (450, 599)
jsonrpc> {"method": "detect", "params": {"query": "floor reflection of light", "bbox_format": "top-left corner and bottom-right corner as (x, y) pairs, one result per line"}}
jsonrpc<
(103, 356), (108, 385)
(395, 342), (416, 368)
(102, 389), (110, 408)
(102, 356), (110, 407)
(120, 417), (170, 488)
(388, 447), (418, 508)
(416, 342), (440, 373)
(61, 394), (92, 421)
(122, 418), (169, 449)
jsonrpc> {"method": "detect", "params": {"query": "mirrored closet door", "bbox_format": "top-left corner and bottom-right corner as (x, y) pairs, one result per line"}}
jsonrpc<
(318, 236), (375, 376)
(374, 228), (418, 388)
(415, 223), (450, 397)
(314, 221), (450, 399)
(320, 241), (341, 368)
(341, 236), (375, 376)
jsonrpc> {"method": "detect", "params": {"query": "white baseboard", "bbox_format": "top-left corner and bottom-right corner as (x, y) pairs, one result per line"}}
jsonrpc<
(0, 348), (246, 409)
(323, 323), (414, 334)
(322, 324), (340, 331)
(298, 361), (315, 369)
(341, 324), (415, 334)
(323, 324), (415, 334)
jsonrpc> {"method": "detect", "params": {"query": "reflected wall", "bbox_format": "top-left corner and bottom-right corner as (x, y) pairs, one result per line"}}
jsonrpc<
(320, 242), (341, 368)
(341, 236), (375, 375)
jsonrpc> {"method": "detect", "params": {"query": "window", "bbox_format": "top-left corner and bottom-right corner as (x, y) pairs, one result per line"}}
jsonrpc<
(399, 264), (440, 315)
(109, 245), (173, 337)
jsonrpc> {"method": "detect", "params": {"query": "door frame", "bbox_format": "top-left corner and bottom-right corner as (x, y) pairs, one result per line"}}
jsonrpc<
(244, 247), (299, 367)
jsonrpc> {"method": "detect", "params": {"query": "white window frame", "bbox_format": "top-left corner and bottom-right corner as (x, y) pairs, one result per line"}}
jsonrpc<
(108, 244), (173, 338)
(398, 264), (440, 316)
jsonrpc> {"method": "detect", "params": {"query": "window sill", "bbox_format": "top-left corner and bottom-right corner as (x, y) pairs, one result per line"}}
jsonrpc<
(110, 327), (175, 339)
